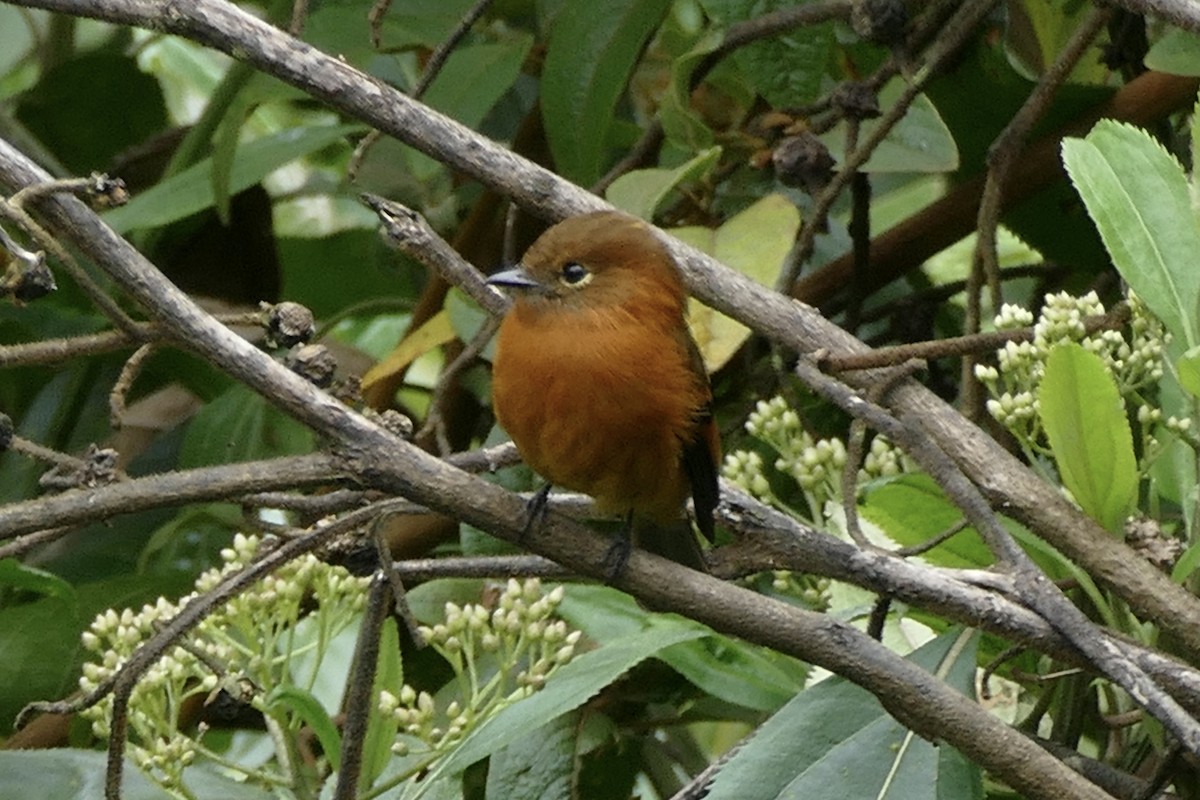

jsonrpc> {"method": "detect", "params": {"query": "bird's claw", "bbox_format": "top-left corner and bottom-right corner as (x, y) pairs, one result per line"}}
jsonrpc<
(519, 484), (552, 543)
(601, 536), (631, 583)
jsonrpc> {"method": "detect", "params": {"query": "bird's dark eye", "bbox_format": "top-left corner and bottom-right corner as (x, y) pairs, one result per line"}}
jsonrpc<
(560, 262), (591, 286)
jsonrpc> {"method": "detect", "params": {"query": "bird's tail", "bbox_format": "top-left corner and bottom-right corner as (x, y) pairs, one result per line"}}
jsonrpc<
(632, 516), (709, 572)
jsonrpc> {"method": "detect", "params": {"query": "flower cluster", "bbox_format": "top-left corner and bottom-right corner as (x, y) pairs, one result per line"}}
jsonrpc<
(378, 578), (580, 757)
(78, 533), (370, 794)
(975, 290), (1169, 457)
(860, 435), (916, 480)
(765, 570), (832, 612)
(723, 396), (914, 522)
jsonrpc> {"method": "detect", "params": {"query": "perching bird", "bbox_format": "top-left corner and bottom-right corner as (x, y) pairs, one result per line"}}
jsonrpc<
(487, 211), (719, 572)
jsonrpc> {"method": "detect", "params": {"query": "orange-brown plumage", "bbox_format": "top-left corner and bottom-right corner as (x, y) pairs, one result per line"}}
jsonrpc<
(488, 211), (719, 570)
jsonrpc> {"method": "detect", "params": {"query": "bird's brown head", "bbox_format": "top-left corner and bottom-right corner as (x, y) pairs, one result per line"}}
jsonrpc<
(487, 211), (686, 317)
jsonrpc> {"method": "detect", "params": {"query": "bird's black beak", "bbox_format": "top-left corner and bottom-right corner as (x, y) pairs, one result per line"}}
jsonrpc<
(486, 265), (541, 290)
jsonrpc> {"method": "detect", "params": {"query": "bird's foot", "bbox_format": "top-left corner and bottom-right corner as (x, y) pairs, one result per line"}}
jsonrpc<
(601, 536), (632, 583)
(519, 484), (553, 543)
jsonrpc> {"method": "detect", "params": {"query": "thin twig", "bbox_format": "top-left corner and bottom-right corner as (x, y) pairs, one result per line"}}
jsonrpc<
(779, 0), (1001, 290)
(416, 316), (500, 453)
(412, 0), (493, 100)
(0, 525), (74, 560)
(820, 303), (1130, 372)
(109, 343), (157, 429)
(350, 0), (494, 179)
(894, 519), (970, 557)
(362, 194), (509, 316)
(0, 199), (142, 336)
(371, 517), (423, 643)
(0, 310), (264, 368)
(965, 6), (1113, 414)
(332, 573), (390, 800)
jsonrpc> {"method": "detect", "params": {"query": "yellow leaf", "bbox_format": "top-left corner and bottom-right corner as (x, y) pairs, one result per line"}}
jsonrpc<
(362, 310), (457, 392)
(672, 194), (801, 371)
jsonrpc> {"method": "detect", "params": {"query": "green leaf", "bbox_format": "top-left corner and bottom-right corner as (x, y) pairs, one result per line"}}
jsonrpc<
(699, 0), (833, 107)
(403, 36), (537, 183)
(485, 711), (577, 800)
(705, 630), (981, 800)
(361, 617), (403, 787)
(1144, 27), (1200, 77)
(1177, 345), (1200, 399)
(1006, 0), (1108, 82)
(860, 475), (994, 568)
(177, 383), (316, 470)
(0, 593), (81, 735)
(424, 38), (535, 130)
(1038, 343), (1138, 533)
(560, 585), (806, 711)
(0, 572), (193, 736)
(657, 29), (723, 152)
(820, 80), (958, 173)
(541, 0), (672, 185)
(1062, 120), (1200, 348)
(15, 53), (168, 175)
(210, 96), (254, 226)
(605, 146), (722, 220)
(0, 558), (76, 599)
(179, 385), (315, 468)
(265, 684), (343, 772)
(279, 230), (411, 318)
(446, 287), (489, 344)
(103, 124), (362, 233)
(418, 621), (706, 790)
(0, 750), (273, 800)
(1174, 538), (1200, 582)
(0, 6), (34, 78)
(661, 635), (806, 712)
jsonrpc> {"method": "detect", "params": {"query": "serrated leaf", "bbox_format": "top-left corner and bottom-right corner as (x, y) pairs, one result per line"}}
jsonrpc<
(560, 584), (806, 711)
(104, 124), (362, 233)
(1062, 120), (1200, 348)
(485, 711), (576, 800)
(541, 0), (672, 185)
(860, 475), (993, 568)
(705, 630), (981, 800)
(672, 194), (801, 371)
(605, 146), (722, 220)
(1038, 343), (1138, 534)
(700, 0), (832, 107)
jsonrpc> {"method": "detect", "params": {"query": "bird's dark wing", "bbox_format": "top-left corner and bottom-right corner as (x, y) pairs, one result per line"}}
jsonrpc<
(679, 328), (720, 543)
(682, 406), (720, 543)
